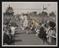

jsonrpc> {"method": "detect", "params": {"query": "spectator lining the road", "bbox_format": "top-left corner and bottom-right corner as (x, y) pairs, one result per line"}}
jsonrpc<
(46, 21), (56, 45)
(3, 27), (12, 45)
(9, 23), (18, 41)
(38, 26), (47, 44)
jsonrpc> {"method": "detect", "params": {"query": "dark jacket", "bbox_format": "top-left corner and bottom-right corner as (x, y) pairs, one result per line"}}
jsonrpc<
(3, 33), (12, 45)
(38, 27), (47, 40)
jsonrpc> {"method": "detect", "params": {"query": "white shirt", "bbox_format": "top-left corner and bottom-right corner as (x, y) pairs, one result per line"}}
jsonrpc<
(23, 16), (28, 27)
(10, 26), (16, 35)
(47, 29), (56, 38)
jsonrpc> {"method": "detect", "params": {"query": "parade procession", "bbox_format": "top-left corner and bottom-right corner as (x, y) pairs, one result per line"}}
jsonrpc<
(2, 2), (57, 46)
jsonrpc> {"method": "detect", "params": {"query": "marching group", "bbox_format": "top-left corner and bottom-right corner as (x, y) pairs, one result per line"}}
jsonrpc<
(3, 15), (56, 45)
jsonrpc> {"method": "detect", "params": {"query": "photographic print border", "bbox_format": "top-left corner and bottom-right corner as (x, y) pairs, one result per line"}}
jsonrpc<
(2, 2), (58, 47)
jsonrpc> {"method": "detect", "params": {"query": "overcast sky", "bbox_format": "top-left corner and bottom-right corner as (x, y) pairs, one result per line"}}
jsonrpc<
(2, 2), (57, 15)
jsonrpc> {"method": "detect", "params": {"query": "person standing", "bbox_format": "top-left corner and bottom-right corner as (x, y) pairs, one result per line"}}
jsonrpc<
(38, 26), (47, 44)
(46, 21), (56, 45)
(3, 27), (12, 45)
(8, 24), (17, 44)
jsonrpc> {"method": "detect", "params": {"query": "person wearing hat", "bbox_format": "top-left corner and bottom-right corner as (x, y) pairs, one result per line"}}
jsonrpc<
(46, 21), (56, 45)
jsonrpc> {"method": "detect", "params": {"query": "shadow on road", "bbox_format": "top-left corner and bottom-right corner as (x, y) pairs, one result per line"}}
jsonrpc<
(15, 39), (22, 42)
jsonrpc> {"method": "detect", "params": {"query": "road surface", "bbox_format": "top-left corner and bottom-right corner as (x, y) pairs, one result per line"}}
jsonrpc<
(14, 27), (48, 45)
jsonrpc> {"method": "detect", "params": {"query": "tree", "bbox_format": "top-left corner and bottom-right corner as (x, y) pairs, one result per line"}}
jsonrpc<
(4, 5), (14, 16)
(33, 11), (37, 14)
(41, 11), (48, 16)
(39, 11), (48, 16)
(49, 11), (56, 17)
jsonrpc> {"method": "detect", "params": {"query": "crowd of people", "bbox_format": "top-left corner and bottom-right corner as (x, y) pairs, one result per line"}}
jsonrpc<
(37, 21), (56, 45)
(3, 21), (18, 45)
(3, 14), (56, 45)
